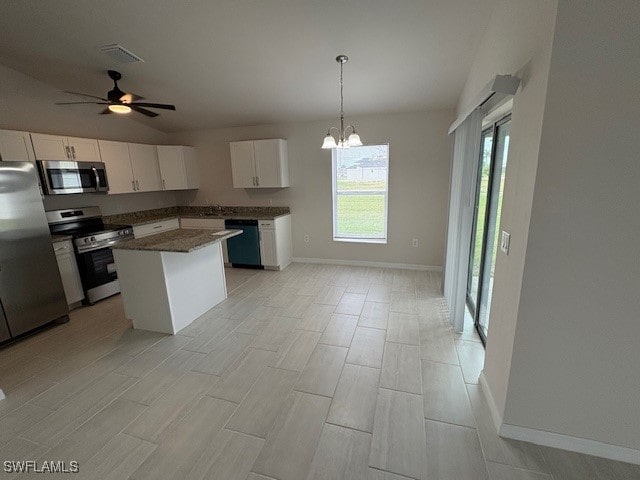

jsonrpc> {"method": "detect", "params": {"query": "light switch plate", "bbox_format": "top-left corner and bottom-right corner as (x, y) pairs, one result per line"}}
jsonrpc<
(500, 231), (510, 254)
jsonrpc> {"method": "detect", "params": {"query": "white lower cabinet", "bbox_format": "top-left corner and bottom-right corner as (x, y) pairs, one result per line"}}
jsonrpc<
(259, 215), (292, 270)
(132, 218), (180, 238)
(53, 240), (84, 306)
(179, 217), (229, 264)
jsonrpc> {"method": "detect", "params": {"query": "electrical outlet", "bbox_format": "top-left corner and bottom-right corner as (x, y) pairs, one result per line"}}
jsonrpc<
(500, 231), (510, 254)
(411, 238), (419, 248)
(304, 235), (310, 243)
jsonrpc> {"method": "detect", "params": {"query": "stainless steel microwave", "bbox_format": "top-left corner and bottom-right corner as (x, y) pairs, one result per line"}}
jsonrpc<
(37, 160), (109, 195)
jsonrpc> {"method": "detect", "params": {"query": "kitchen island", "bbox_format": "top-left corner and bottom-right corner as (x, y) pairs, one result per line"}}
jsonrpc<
(112, 228), (241, 334)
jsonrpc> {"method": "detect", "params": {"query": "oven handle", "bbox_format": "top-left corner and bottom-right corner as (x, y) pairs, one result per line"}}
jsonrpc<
(76, 238), (131, 254)
(91, 166), (100, 192)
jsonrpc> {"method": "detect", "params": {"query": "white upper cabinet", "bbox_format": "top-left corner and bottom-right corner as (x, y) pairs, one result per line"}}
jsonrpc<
(66, 136), (101, 161)
(157, 145), (199, 190)
(31, 133), (100, 162)
(230, 141), (256, 188)
(30, 133), (69, 160)
(0, 130), (35, 162)
(98, 140), (135, 194)
(129, 143), (162, 192)
(229, 139), (288, 188)
(99, 140), (164, 194)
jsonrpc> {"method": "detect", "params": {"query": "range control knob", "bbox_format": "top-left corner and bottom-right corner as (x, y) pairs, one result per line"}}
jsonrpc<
(90, 236), (96, 242)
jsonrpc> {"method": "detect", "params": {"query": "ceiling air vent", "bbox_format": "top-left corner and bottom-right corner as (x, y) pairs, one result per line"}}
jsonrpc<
(99, 44), (144, 64)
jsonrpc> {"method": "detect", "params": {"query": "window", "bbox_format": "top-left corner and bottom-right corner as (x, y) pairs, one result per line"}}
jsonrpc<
(332, 144), (389, 243)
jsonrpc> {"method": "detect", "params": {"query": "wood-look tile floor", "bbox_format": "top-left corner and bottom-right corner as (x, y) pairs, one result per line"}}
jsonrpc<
(1, 264), (639, 479)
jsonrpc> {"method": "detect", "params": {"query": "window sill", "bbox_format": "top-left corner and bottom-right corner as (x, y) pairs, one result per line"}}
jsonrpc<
(333, 238), (387, 245)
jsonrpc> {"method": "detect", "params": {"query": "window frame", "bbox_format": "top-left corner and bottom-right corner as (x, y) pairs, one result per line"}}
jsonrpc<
(331, 143), (390, 244)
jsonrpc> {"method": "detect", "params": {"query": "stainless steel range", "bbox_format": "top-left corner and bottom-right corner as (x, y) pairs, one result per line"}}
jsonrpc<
(46, 207), (133, 304)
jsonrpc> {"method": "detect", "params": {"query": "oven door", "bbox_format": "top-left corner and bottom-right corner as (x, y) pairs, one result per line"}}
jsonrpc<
(74, 245), (120, 304)
(38, 160), (109, 195)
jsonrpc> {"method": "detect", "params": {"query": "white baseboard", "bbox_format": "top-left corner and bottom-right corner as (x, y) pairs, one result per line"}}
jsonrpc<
(292, 257), (442, 271)
(499, 423), (640, 466)
(479, 371), (503, 434)
(0, 389), (4, 401)
(480, 373), (640, 465)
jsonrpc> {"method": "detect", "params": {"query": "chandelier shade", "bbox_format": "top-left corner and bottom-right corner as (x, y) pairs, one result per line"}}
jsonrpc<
(321, 55), (363, 149)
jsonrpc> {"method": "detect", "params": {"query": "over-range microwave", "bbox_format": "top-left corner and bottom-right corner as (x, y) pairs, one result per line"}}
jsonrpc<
(37, 160), (109, 195)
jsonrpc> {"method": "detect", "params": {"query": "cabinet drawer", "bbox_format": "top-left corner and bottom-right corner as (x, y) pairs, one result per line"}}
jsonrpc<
(258, 220), (274, 229)
(180, 217), (225, 229)
(133, 218), (180, 238)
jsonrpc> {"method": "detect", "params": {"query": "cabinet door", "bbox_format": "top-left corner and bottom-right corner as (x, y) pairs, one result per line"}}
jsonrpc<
(98, 140), (135, 194)
(30, 133), (70, 160)
(254, 139), (285, 187)
(0, 130), (35, 162)
(129, 143), (162, 191)
(230, 141), (256, 188)
(157, 145), (187, 190)
(67, 137), (101, 161)
(54, 243), (84, 305)
(182, 146), (199, 189)
(259, 228), (278, 267)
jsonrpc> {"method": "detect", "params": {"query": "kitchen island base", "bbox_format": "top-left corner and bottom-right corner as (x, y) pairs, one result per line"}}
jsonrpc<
(114, 242), (227, 334)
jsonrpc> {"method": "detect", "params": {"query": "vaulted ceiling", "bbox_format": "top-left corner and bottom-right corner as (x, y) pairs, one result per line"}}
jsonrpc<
(0, 0), (496, 132)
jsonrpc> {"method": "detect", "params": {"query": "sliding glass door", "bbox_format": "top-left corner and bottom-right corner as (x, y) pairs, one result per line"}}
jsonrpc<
(466, 115), (511, 344)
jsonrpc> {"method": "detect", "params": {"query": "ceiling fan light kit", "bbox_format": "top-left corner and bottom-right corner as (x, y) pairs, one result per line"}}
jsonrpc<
(321, 54), (363, 149)
(56, 70), (176, 118)
(108, 104), (131, 114)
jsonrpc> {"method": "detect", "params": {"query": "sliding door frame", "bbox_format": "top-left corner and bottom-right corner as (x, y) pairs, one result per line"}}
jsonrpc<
(467, 113), (511, 345)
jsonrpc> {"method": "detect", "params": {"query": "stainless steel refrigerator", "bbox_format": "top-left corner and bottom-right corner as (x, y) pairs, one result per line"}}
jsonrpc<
(0, 161), (68, 342)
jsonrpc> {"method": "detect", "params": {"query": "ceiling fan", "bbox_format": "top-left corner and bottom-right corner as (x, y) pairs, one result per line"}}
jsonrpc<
(56, 70), (176, 117)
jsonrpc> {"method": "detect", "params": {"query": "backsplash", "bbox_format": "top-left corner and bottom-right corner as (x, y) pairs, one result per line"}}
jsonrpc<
(103, 205), (291, 225)
(42, 191), (178, 215)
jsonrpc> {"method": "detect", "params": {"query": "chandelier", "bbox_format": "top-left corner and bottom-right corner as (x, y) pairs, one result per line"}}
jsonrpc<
(321, 55), (363, 149)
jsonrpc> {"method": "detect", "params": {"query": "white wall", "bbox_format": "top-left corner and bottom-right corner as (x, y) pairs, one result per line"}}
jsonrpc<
(170, 110), (454, 267)
(456, 0), (558, 417)
(0, 63), (176, 215)
(503, 0), (640, 451)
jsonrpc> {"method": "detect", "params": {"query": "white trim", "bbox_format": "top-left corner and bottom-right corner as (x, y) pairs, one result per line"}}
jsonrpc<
(479, 371), (503, 434)
(0, 389), (4, 401)
(449, 75), (521, 134)
(480, 372), (640, 465)
(292, 257), (442, 271)
(499, 423), (640, 466)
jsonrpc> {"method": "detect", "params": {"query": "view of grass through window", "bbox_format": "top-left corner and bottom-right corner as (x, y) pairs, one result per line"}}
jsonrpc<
(332, 144), (389, 241)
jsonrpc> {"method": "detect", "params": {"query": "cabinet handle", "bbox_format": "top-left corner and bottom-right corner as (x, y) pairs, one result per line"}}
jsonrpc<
(65, 146), (71, 159)
(71, 146), (76, 159)
(162, 179), (166, 189)
(135, 180), (140, 190)
(256, 176), (259, 186)
(132, 180), (136, 191)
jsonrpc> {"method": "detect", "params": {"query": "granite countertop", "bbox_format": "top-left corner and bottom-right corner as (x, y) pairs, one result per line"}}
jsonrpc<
(111, 228), (242, 253)
(103, 205), (290, 226)
(51, 234), (73, 243)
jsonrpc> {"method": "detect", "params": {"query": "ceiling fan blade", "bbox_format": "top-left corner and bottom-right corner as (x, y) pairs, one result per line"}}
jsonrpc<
(131, 105), (159, 117)
(130, 102), (176, 111)
(56, 101), (107, 105)
(119, 93), (145, 103)
(100, 108), (112, 115)
(63, 91), (108, 101)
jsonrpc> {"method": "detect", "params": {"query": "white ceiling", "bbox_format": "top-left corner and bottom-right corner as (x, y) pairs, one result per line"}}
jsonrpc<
(0, 0), (496, 132)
